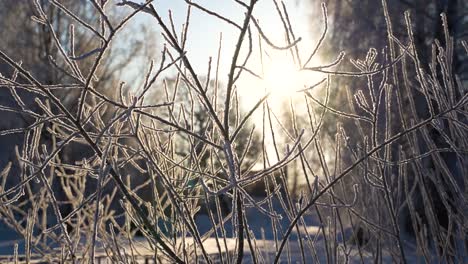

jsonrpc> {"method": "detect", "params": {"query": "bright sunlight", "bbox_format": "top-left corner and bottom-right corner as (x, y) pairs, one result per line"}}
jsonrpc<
(239, 51), (323, 112)
(262, 55), (304, 98)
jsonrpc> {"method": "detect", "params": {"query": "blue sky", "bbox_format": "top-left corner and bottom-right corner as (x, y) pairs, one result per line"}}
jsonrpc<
(132, 0), (319, 80)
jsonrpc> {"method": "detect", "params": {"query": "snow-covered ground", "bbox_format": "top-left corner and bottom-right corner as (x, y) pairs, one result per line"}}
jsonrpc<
(1, 196), (466, 263)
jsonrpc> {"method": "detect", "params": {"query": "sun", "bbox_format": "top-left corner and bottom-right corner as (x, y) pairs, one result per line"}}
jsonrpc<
(262, 56), (304, 99)
(237, 51), (324, 114)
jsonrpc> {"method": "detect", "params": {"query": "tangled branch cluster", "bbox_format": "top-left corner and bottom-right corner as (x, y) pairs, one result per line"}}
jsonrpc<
(0, 0), (466, 263)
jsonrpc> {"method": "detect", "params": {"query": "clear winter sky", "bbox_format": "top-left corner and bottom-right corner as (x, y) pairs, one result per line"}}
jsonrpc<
(127, 0), (325, 108)
(150, 0), (315, 75)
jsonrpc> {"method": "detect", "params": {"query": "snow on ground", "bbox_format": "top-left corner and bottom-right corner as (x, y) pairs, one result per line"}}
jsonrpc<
(1, 195), (466, 263)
